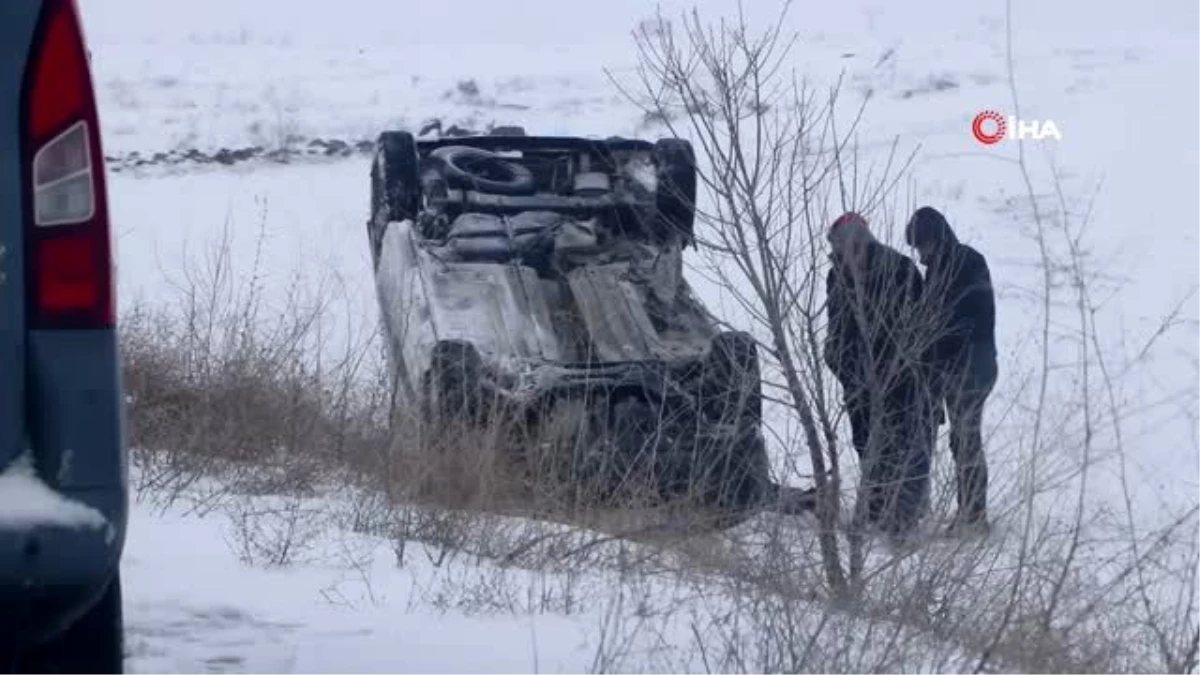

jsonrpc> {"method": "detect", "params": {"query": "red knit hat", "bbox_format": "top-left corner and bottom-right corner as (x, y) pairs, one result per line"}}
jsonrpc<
(831, 211), (868, 231)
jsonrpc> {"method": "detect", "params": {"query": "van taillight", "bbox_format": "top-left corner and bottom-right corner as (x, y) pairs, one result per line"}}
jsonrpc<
(22, 0), (114, 329)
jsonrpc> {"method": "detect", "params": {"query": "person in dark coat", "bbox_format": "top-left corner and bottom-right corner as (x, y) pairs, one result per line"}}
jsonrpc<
(905, 206), (998, 535)
(824, 212), (933, 538)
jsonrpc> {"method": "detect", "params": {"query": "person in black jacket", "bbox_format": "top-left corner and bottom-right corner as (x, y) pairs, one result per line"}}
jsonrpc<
(824, 212), (934, 538)
(905, 206), (998, 535)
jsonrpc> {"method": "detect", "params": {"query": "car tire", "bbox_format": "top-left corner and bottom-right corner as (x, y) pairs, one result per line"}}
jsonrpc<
(424, 340), (485, 427)
(602, 394), (665, 503)
(17, 573), (124, 674)
(369, 131), (421, 268)
(429, 145), (536, 196)
(697, 332), (771, 514)
(654, 138), (697, 246)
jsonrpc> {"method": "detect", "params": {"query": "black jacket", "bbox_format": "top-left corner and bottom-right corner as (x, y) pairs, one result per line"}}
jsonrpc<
(920, 228), (997, 374)
(824, 241), (927, 397)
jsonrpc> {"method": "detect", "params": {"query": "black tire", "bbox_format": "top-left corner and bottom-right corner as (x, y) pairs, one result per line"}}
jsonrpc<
(602, 394), (665, 503)
(696, 332), (771, 513)
(423, 340), (485, 427)
(17, 574), (124, 674)
(429, 145), (536, 196)
(369, 131), (421, 267)
(653, 138), (697, 246)
(702, 332), (764, 422)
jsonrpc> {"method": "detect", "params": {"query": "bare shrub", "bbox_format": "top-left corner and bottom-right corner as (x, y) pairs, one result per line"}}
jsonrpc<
(614, 0), (930, 594)
(224, 492), (326, 568)
(121, 213), (390, 514)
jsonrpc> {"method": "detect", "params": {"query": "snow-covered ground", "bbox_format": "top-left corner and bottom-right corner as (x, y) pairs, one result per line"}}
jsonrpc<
(120, 477), (968, 673)
(121, 489), (635, 673)
(75, 0), (1198, 670)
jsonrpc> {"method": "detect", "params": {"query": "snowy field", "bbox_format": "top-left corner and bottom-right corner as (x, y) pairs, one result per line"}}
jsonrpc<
(76, 0), (1198, 671)
(118, 476), (963, 673)
(120, 485), (663, 673)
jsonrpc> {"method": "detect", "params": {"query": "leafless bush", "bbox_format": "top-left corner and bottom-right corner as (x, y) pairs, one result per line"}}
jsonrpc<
(224, 492), (326, 568)
(121, 212), (390, 516)
(614, 0), (931, 595)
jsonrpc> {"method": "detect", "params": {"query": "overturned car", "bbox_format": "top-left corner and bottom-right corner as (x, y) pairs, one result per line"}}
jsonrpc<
(368, 129), (812, 524)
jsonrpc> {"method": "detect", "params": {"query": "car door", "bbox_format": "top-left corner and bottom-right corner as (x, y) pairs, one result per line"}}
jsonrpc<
(0, 2), (40, 473)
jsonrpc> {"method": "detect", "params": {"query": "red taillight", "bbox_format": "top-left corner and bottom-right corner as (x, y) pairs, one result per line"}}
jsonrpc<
(22, 0), (114, 329)
(36, 234), (101, 312)
(28, 3), (89, 143)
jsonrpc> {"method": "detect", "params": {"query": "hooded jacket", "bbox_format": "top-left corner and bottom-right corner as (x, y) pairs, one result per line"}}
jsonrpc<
(906, 207), (997, 375)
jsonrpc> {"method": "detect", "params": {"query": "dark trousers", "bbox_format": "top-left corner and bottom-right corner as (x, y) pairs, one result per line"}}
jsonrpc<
(943, 350), (997, 522)
(845, 384), (932, 536)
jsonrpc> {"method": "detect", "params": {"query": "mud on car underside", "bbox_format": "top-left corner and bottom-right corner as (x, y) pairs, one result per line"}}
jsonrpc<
(367, 130), (812, 525)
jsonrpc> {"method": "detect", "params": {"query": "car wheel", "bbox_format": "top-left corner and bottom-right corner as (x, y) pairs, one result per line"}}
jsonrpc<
(705, 333), (766, 416)
(369, 131), (421, 267)
(603, 395), (666, 503)
(17, 573), (124, 674)
(429, 145), (536, 196)
(654, 138), (697, 246)
(424, 340), (485, 427)
(697, 332), (771, 514)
